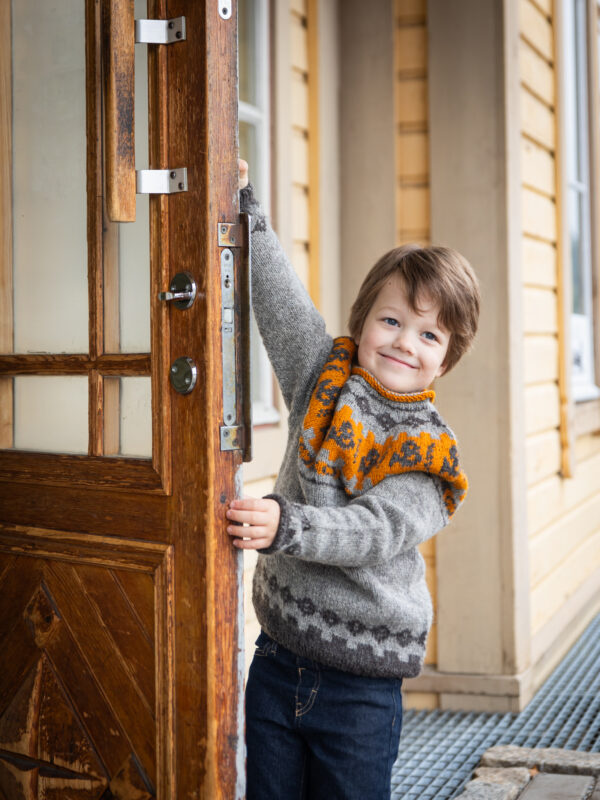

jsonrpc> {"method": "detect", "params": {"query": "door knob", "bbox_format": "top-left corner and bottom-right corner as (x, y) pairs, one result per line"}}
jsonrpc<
(158, 272), (198, 309)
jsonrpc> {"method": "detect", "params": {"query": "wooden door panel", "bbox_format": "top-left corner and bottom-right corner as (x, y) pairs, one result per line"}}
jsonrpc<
(0, 1), (242, 795)
(0, 549), (174, 800)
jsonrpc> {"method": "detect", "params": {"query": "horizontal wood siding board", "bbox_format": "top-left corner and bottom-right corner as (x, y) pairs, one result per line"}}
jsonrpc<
(395, 77), (428, 125)
(524, 334), (559, 384)
(522, 236), (557, 288)
(525, 382), (560, 435)
(396, 130), (429, 180)
(397, 186), (430, 231)
(526, 428), (561, 485)
(521, 136), (556, 197)
(520, 38), (555, 104)
(395, 0), (426, 24)
(522, 186), (557, 240)
(530, 491), (600, 587)
(291, 13), (308, 72)
(395, 25), (427, 73)
(519, 0), (554, 62)
(530, 529), (600, 634)
(520, 88), (555, 150)
(523, 286), (558, 334)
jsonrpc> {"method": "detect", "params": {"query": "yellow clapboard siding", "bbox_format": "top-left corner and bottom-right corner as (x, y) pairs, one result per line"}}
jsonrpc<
(291, 241), (310, 287)
(291, 70), (309, 130)
(524, 334), (559, 384)
(522, 236), (557, 288)
(520, 38), (555, 105)
(291, 13), (308, 72)
(403, 692), (439, 710)
(521, 136), (555, 197)
(530, 491), (600, 587)
(530, 528), (600, 634)
(398, 185), (430, 231)
(395, 24), (427, 73)
(576, 432), (600, 462)
(396, 77), (428, 125)
(396, 131), (429, 180)
(522, 186), (557, 241)
(291, 129), (309, 186)
(525, 382), (560, 435)
(521, 88), (555, 151)
(523, 286), (558, 334)
(396, 0), (427, 22)
(397, 229), (430, 246)
(526, 428), (561, 485)
(529, 0), (552, 17)
(291, 184), (309, 242)
(527, 449), (600, 534)
(520, 0), (554, 62)
(290, 0), (307, 16)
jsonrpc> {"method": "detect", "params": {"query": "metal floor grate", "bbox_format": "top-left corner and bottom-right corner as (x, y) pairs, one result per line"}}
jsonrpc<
(391, 613), (600, 799)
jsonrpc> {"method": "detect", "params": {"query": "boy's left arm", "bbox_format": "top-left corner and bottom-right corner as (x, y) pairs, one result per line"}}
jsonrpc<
(226, 471), (452, 565)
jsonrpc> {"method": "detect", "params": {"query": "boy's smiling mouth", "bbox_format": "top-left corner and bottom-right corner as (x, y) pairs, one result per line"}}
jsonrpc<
(380, 353), (418, 369)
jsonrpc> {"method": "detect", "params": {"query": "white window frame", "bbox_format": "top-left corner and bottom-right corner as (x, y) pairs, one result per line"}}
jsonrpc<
(562, 0), (600, 402)
(238, 0), (279, 425)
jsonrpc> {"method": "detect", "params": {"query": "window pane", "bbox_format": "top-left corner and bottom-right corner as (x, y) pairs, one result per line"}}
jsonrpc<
(104, 377), (152, 459)
(11, 0), (88, 354)
(239, 121), (258, 175)
(239, 0), (257, 105)
(12, 376), (88, 454)
(568, 188), (585, 314)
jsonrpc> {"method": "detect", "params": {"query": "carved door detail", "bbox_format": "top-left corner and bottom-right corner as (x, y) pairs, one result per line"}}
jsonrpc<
(0, 1), (243, 798)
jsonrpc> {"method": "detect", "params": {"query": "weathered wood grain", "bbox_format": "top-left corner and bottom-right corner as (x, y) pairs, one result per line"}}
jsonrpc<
(103, 0), (136, 222)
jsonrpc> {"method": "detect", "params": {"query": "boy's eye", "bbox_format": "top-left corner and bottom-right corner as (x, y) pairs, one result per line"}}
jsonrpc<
(422, 331), (438, 342)
(383, 317), (399, 326)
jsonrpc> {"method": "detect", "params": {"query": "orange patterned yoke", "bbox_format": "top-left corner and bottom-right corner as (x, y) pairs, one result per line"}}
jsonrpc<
(299, 337), (468, 517)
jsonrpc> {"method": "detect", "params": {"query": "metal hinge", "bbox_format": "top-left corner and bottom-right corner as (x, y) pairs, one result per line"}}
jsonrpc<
(136, 168), (188, 195)
(135, 17), (186, 44)
(218, 222), (243, 248)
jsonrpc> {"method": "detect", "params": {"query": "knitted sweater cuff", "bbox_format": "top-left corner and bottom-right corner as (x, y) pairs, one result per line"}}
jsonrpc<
(257, 493), (297, 555)
(240, 183), (262, 216)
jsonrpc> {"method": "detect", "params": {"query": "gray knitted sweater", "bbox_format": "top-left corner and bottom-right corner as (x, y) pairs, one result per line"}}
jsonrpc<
(241, 185), (467, 679)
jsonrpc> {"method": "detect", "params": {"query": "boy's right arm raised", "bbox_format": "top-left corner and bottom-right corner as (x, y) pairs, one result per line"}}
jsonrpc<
(240, 183), (332, 409)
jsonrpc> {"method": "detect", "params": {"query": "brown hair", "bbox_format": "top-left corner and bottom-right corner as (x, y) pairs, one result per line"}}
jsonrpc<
(348, 244), (480, 374)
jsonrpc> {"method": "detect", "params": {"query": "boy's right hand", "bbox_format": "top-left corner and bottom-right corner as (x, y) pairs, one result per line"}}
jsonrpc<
(238, 158), (249, 190)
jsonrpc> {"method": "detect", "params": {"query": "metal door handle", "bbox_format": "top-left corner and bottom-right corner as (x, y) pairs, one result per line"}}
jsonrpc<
(103, 2), (187, 222)
(158, 272), (198, 309)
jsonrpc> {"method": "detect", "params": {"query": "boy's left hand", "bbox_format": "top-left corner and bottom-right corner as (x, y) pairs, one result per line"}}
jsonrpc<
(226, 497), (281, 550)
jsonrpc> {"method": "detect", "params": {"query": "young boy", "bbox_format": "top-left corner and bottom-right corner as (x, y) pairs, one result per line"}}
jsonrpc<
(227, 161), (480, 800)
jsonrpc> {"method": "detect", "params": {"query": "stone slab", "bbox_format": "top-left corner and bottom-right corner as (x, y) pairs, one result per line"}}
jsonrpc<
(473, 766), (531, 790)
(481, 746), (600, 776)
(455, 783), (518, 800)
(518, 773), (594, 800)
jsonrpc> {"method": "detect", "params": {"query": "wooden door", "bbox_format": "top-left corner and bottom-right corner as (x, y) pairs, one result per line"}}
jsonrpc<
(0, 1), (244, 798)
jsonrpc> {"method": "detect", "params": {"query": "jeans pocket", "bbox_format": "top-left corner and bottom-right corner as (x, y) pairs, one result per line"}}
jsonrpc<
(254, 630), (278, 657)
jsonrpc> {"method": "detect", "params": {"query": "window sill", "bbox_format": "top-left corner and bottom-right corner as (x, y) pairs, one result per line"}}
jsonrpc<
(574, 396), (600, 437)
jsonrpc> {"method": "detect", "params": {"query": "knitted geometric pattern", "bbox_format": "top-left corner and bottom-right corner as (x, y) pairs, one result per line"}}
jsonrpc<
(299, 337), (468, 516)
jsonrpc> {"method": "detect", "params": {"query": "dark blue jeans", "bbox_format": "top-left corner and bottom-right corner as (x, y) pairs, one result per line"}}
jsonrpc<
(245, 631), (402, 800)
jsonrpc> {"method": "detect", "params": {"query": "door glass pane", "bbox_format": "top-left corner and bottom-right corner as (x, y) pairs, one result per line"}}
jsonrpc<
(104, 0), (151, 354)
(239, 0), (257, 105)
(104, 377), (152, 458)
(10, 0), (88, 354)
(13, 376), (88, 454)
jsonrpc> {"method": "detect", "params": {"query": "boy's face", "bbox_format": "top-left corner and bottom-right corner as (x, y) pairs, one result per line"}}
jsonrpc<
(355, 275), (450, 394)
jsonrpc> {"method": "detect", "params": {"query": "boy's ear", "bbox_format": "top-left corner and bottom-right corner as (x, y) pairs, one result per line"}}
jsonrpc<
(435, 361), (448, 378)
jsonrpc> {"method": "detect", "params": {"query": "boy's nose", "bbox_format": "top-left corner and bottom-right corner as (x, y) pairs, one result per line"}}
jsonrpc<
(393, 330), (415, 354)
